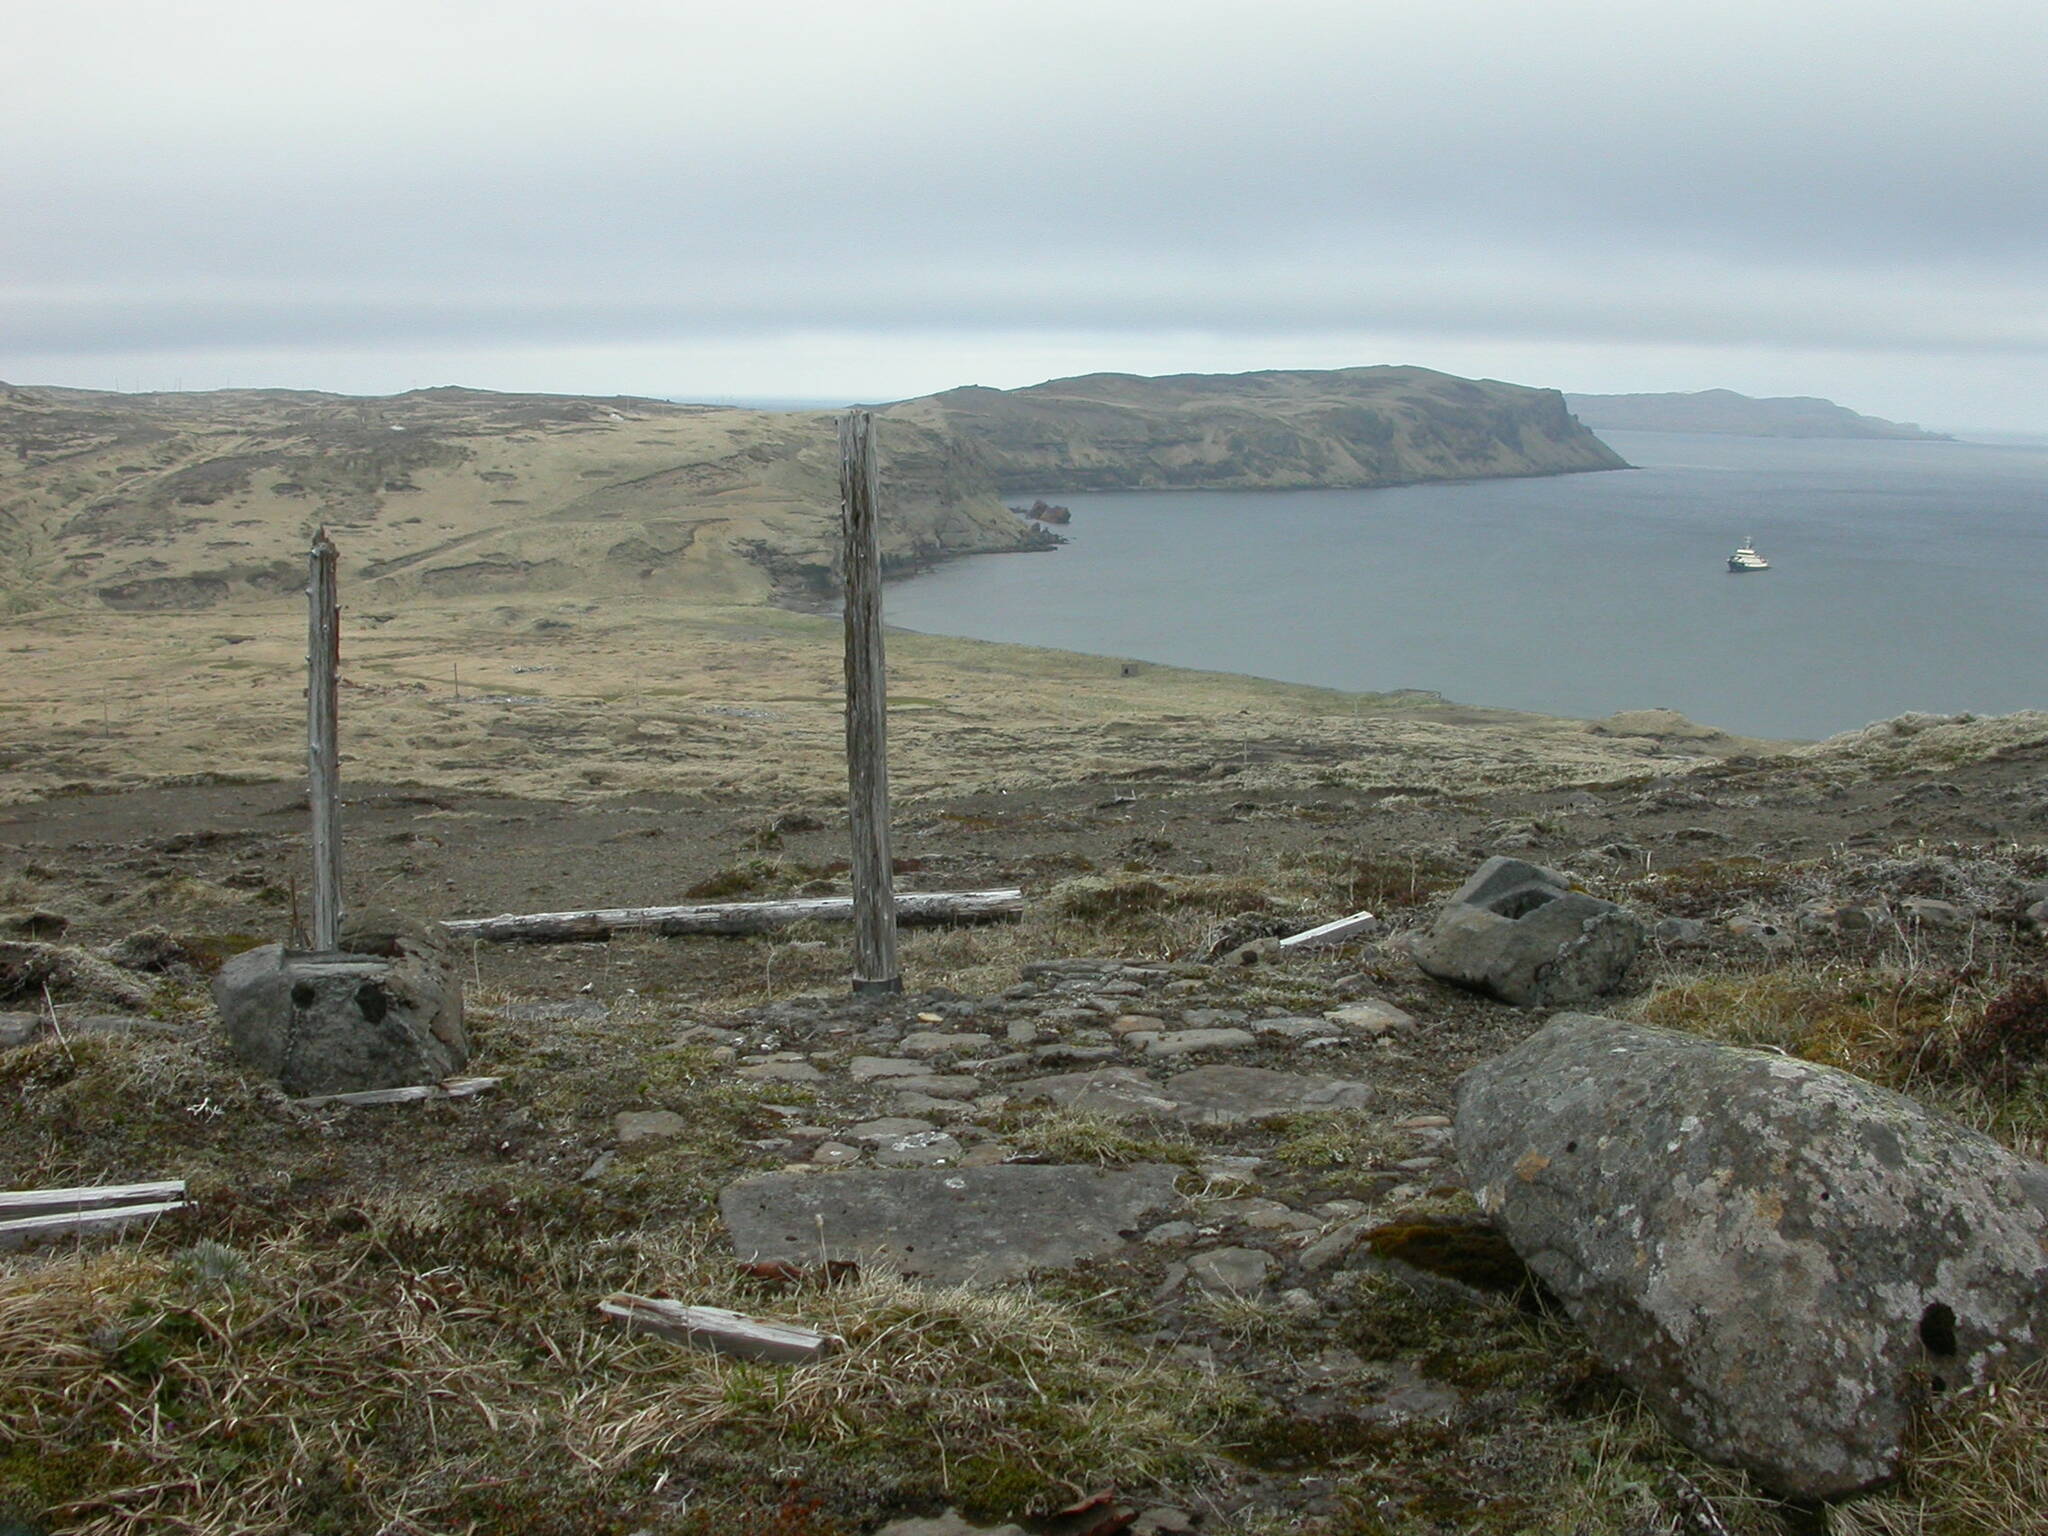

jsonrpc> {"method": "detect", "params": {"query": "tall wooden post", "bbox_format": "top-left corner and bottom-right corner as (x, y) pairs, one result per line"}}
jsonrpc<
(307, 528), (343, 953)
(839, 412), (901, 993)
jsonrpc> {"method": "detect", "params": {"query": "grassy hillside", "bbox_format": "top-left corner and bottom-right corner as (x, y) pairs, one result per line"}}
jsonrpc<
(0, 384), (1049, 616)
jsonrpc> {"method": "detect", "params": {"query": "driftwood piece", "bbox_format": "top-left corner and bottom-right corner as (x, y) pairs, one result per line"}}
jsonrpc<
(0, 1180), (189, 1250)
(444, 889), (1023, 945)
(292, 1075), (501, 1109)
(1278, 910), (1380, 950)
(599, 1294), (843, 1364)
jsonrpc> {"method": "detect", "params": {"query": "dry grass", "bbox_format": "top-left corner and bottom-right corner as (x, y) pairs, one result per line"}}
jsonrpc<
(0, 1211), (1242, 1535)
(1825, 1366), (2048, 1536)
(1630, 962), (2048, 1159)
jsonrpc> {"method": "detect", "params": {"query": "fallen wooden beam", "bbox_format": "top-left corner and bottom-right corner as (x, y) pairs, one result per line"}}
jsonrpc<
(0, 1180), (189, 1250)
(0, 1180), (186, 1221)
(598, 1294), (843, 1364)
(444, 889), (1023, 944)
(1278, 910), (1380, 950)
(292, 1075), (501, 1109)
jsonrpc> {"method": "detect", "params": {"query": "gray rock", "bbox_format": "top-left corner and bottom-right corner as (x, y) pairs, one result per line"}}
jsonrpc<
(212, 943), (466, 1097)
(890, 1074), (981, 1099)
(1253, 1016), (1338, 1042)
(0, 1012), (42, 1048)
(720, 1163), (1184, 1284)
(1016, 1064), (1371, 1127)
(872, 1131), (964, 1168)
(1324, 1000), (1414, 1036)
(2026, 898), (2048, 933)
(614, 1110), (689, 1143)
(737, 1059), (826, 1083)
(875, 1513), (1028, 1536)
(1653, 916), (1709, 944)
(1127, 1027), (1258, 1057)
(900, 1030), (992, 1058)
(1411, 856), (1643, 1007)
(813, 1141), (861, 1166)
(1299, 1217), (1372, 1271)
(846, 1117), (936, 1142)
(1457, 1013), (2048, 1498)
(848, 1056), (926, 1080)
(1187, 1246), (1275, 1293)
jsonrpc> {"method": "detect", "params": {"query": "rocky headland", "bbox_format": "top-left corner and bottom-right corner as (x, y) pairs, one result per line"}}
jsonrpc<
(885, 366), (1627, 493)
(1565, 388), (1952, 441)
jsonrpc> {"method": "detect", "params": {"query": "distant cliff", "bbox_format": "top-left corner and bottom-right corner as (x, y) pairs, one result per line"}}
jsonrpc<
(1565, 389), (1951, 441)
(882, 367), (1628, 493)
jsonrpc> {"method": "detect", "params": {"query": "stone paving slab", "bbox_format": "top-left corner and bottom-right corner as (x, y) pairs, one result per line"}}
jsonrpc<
(1016, 1064), (1373, 1126)
(720, 1163), (1184, 1284)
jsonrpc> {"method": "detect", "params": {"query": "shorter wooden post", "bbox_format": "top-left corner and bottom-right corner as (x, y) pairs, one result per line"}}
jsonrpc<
(307, 529), (343, 953)
(839, 412), (900, 994)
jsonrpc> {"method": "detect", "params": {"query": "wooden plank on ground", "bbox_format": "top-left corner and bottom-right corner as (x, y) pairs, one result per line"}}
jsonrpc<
(598, 1294), (843, 1364)
(444, 889), (1022, 945)
(0, 1181), (186, 1221)
(0, 1196), (190, 1253)
(292, 1075), (501, 1109)
(1278, 910), (1380, 950)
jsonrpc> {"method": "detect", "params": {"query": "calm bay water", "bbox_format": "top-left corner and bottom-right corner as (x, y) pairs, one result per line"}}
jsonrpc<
(884, 430), (2048, 741)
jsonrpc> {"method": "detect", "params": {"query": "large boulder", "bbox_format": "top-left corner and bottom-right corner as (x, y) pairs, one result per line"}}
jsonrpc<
(1456, 1014), (2048, 1498)
(1410, 856), (1642, 1007)
(213, 934), (467, 1097)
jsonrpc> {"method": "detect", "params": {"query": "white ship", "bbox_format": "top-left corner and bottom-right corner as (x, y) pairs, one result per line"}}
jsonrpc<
(1728, 540), (1771, 572)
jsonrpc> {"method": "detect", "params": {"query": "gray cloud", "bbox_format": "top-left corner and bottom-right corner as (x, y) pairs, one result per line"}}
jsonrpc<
(5, 0), (2047, 424)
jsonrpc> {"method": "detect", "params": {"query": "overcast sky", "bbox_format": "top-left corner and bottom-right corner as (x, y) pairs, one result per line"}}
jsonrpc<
(5, 0), (2046, 430)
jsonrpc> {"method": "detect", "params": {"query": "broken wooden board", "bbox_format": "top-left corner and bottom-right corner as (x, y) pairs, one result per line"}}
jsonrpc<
(598, 1294), (843, 1364)
(292, 1075), (501, 1109)
(444, 889), (1022, 944)
(0, 1180), (189, 1250)
(1278, 910), (1379, 950)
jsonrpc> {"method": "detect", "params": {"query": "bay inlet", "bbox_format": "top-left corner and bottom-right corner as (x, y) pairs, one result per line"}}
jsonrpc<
(884, 430), (2048, 742)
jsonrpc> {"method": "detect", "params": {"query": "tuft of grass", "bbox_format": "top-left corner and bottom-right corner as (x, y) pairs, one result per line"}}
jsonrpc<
(1001, 1107), (1200, 1169)
(1631, 963), (2048, 1157)
(1826, 1365), (2048, 1536)
(1267, 1112), (1407, 1173)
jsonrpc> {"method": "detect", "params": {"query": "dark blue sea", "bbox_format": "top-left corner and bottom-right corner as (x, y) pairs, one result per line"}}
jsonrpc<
(884, 431), (2048, 741)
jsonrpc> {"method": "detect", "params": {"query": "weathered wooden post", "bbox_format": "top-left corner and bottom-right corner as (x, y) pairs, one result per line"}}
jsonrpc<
(838, 412), (901, 994)
(307, 528), (343, 952)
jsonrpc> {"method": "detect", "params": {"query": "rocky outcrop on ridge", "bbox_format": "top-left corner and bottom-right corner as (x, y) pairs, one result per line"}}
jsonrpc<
(883, 366), (1627, 493)
(1565, 388), (1952, 440)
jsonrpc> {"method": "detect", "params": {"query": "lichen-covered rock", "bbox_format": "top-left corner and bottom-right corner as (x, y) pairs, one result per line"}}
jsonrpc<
(1456, 1013), (2048, 1498)
(1410, 856), (1643, 1007)
(213, 942), (467, 1096)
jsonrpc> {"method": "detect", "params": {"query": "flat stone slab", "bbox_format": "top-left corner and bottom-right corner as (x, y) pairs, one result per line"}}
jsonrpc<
(1016, 1064), (1372, 1127)
(849, 1056), (926, 1080)
(737, 1060), (826, 1083)
(614, 1110), (690, 1143)
(720, 1163), (1184, 1284)
(1127, 1027), (1258, 1058)
(1325, 1001), (1415, 1036)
